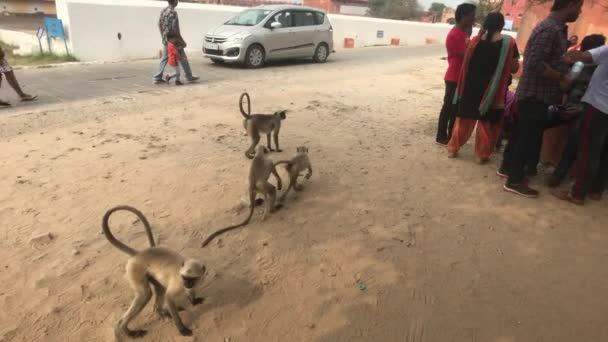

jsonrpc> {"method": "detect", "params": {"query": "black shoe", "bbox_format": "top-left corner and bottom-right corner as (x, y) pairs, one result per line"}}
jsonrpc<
(175, 81), (184, 86)
(187, 76), (200, 82)
(504, 182), (539, 198)
(496, 168), (508, 179)
(435, 137), (449, 146)
(525, 167), (538, 177)
(154, 79), (166, 84)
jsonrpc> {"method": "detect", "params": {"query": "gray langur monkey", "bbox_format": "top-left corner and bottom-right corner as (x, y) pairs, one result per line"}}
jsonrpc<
(201, 145), (282, 247)
(102, 205), (206, 338)
(240, 92), (287, 159)
(274, 146), (313, 201)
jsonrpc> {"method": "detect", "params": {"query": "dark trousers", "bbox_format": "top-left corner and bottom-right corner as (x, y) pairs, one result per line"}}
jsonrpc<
(436, 81), (457, 141)
(506, 99), (549, 184)
(572, 105), (608, 197)
(553, 115), (583, 179)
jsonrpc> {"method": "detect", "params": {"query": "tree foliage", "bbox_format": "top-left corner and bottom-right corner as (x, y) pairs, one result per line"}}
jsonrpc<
(368, 0), (423, 20)
(429, 2), (447, 12)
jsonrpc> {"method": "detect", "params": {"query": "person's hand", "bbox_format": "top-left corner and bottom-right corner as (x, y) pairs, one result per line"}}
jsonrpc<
(0, 47), (5, 60)
(559, 75), (573, 91)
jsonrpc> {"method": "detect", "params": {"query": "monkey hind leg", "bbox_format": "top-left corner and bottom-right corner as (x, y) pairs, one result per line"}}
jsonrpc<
(245, 132), (260, 159)
(117, 285), (152, 338)
(150, 277), (170, 319)
(267, 133), (275, 151)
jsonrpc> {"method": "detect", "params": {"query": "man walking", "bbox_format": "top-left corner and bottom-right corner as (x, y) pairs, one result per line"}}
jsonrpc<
(153, 0), (198, 84)
(435, 2), (476, 145)
(503, 0), (583, 197)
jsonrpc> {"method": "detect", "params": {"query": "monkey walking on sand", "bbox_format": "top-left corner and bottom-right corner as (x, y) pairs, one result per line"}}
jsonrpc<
(274, 146), (313, 202)
(240, 92), (287, 159)
(102, 205), (206, 338)
(202, 145), (283, 247)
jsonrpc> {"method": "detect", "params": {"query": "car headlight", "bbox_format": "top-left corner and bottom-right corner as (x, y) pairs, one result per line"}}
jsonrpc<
(227, 32), (251, 43)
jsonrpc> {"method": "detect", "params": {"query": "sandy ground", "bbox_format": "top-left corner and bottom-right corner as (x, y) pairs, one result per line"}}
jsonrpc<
(1, 54), (608, 342)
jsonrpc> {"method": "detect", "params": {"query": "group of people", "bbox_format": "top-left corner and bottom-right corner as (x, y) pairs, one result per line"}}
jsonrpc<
(0, 46), (37, 107)
(436, 0), (607, 205)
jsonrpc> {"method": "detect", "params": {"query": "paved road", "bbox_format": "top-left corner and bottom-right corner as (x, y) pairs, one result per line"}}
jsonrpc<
(1, 45), (443, 111)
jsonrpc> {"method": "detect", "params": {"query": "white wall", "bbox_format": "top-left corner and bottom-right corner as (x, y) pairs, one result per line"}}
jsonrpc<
(0, 29), (68, 56)
(54, 0), (517, 62)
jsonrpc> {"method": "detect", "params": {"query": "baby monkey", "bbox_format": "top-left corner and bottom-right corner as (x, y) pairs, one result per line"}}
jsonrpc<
(102, 205), (206, 338)
(274, 146), (313, 202)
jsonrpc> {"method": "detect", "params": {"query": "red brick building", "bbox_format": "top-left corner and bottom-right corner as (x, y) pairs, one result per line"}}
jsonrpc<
(501, 0), (526, 30)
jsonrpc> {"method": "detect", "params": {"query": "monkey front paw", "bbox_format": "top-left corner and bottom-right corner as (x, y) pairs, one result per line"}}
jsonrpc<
(276, 149), (283, 152)
(179, 327), (193, 336)
(127, 329), (147, 338)
(268, 147), (275, 152)
(272, 204), (283, 212)
(192, 297), (205, 306)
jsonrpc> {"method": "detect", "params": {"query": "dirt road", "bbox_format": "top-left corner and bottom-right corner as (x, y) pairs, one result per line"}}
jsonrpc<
(1, 53), (607, 342)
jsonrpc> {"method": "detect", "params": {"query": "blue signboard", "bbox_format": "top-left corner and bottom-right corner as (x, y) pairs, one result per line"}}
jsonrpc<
(377, 30), (384, 39)
(43, 17), (65, 39)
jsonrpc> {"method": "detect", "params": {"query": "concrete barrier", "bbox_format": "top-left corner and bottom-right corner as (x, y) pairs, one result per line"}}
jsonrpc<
(53, 0), (516, 62)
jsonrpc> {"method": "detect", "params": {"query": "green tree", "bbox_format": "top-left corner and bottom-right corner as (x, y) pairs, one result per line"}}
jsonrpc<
(429, 2), (447, 13)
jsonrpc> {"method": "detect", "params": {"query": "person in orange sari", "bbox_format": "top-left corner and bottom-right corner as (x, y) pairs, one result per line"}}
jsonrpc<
(447, 12), (520, 163)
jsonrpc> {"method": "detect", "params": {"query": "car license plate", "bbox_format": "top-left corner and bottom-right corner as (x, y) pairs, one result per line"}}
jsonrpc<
(205, 43), (219, 50)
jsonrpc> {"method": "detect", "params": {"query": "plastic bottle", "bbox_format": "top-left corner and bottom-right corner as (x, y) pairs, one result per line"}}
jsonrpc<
(569, 61), (585, 80)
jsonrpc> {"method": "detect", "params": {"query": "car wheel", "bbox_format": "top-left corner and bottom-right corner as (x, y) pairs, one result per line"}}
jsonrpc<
(211, 58), (224, 64)
(245, 44), (265, 68)
(313, 43), (329, 63)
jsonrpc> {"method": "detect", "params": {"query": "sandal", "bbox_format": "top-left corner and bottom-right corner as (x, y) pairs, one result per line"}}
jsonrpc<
(0, 100), (11, 107)
(20, 94), (38, 102)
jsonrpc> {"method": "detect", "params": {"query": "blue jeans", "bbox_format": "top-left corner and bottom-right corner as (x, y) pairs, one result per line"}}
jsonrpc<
(153, 45), (193, 81)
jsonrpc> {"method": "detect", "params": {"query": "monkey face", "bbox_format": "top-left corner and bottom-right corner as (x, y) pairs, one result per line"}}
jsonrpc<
(180, 260), (206, 288)
(255, 145), (269, 155)
(297, 146), (308, 154)
(182, 275), (200, 289)
(275, 110), (287, 120)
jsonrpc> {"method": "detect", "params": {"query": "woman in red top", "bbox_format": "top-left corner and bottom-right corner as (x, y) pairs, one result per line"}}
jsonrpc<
(435, 3), (477, 145)
(165, 32), (183, 85)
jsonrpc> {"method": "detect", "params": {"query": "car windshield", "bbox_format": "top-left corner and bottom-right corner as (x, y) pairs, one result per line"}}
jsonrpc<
(225, 9), (272, 26)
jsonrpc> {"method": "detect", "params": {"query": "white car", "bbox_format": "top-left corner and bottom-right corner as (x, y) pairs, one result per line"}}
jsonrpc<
(203, 5), (334, 68)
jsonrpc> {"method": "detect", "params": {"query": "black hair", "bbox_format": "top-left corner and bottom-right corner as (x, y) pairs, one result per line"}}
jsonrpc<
(580, 34), (606, 52)
(168, 0), (178, 6)
(455, 3), (477, 23)
(551, 0), (581, 11)
(483, 12), (505, 41)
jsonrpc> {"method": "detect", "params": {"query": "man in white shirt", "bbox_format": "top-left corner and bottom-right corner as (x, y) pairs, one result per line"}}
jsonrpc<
(553, 44), (608, 204)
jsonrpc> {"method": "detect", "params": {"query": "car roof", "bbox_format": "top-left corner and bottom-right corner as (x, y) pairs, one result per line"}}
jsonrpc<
(252, 5), (326, 13)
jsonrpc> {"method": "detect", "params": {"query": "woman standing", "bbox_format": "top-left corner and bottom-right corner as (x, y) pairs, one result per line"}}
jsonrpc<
(447, 12), (520, 163)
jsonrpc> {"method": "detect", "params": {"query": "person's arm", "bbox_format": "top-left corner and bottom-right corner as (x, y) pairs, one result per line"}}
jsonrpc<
(567, 45), (608, 64)
(172, 12), (187, 48)
(511, 44), (521, 74)
(0, 47), (4, 60)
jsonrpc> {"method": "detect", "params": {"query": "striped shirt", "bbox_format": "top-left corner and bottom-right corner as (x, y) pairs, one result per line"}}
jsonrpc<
(516, 14), (569, 104)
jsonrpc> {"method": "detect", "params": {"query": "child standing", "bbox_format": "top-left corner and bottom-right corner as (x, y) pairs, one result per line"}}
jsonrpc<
(165, 33), (183, 85)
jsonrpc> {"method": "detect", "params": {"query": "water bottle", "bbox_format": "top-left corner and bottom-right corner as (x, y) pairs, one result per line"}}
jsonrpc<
(569, 61), (584, 80)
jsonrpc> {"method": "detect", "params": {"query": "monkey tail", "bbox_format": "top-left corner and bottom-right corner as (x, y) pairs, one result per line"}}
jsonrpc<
(102, 205), (155, 256)
(239, 92), (251, 119)
(201, 206), (254, 247)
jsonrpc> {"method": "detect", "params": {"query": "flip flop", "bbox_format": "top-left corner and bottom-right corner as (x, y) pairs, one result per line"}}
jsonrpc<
(20, 95), (38, 102)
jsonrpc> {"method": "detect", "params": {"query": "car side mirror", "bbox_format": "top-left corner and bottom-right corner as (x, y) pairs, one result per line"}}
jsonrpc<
(270, 22), (282, 29)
